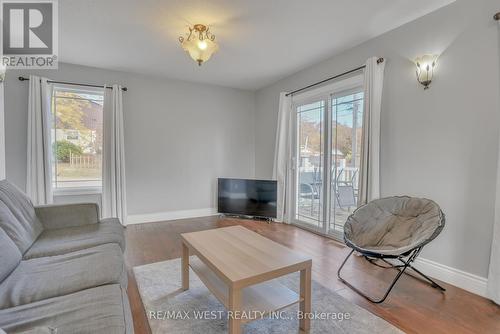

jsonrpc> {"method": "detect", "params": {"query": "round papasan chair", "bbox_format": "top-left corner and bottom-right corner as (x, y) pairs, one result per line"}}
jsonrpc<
(337, 196), (446, 303)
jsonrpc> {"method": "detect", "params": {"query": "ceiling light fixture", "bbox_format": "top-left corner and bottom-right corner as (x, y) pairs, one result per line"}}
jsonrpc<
(179, 24), (218, 66)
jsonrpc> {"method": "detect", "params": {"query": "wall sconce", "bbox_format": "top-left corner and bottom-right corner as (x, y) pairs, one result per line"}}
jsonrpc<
(0, 64), (6, 83)
(415, 54), (438, 90)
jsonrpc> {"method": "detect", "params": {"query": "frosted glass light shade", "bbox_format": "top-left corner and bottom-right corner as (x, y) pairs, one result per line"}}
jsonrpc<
(415, 54), (438, 89)
(415, 54), (438, 71)
(180, 36), (218, 66)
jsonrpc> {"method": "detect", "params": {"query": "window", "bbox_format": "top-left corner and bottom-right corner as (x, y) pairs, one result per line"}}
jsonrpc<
(50, 85), (104, 192)
(291, 75), (364, 238)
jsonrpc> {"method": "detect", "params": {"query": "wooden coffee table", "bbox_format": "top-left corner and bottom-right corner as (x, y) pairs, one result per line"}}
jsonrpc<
(181, 226), (312, 334)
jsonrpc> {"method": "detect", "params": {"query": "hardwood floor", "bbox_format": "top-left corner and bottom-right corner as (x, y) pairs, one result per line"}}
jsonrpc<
(125, 216), (500, 334)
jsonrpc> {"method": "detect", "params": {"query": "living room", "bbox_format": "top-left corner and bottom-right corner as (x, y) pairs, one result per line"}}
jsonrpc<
(0, 0), (499, 333)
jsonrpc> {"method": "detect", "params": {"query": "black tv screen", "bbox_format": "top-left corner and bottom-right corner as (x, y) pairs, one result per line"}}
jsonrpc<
(218, 178), (277, 218)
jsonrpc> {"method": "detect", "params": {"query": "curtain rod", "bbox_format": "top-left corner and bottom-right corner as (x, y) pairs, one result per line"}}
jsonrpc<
(17, 76), (128, 91)
(495, 12), (500, 20)
(285, 57), (384, 97)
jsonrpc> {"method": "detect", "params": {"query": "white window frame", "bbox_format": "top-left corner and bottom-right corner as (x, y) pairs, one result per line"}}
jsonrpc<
(51, 84), (104, 196)
(53, 186), (102, 196)
(289, 74), (364, 239)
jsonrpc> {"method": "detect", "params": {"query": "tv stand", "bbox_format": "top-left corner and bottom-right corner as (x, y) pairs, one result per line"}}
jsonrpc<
(219, 213), (274, 223)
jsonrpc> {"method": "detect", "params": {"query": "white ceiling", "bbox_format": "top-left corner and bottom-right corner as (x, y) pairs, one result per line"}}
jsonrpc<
(60, 0), (455, 90)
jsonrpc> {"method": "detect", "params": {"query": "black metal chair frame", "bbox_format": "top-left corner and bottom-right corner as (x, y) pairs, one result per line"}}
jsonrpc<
(337, 201), (446, 304)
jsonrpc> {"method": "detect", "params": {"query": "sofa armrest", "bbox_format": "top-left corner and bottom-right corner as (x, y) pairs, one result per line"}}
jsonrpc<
(35, 203), (99, 230)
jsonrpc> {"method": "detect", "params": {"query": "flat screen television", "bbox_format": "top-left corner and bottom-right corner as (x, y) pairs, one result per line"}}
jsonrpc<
(217, 178), (277, 218)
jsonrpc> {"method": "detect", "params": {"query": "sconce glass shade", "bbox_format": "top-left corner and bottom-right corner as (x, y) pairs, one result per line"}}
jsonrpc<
(179, 24), (218, 66)
(415, 54), (438, 89)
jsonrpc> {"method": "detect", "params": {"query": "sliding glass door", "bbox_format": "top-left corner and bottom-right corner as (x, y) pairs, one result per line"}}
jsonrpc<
(294, 100), (326, 231)
(329, 91), (364, 235)
(291, 83), (364, 239)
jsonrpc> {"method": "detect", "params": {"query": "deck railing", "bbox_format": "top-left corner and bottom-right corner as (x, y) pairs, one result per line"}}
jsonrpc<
(69, 152), (101, 169)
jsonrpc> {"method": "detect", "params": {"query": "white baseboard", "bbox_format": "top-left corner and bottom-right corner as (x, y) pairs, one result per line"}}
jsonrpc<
(127, 208), (218, 225)
(413, 257), (488, 297)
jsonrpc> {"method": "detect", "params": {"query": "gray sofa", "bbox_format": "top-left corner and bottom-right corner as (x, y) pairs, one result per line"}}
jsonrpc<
(0, 180), (134, 334)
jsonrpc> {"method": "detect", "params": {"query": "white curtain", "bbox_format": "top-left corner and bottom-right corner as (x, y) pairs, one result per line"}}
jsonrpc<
(102, 85), (127, 225)
(490, 171), (500, 304)
(358, 57), (385, 205)
(272, 92), (292, 222)
(0, 80), (5, 180)
(26, 75), (53, 205)
(487, 21), (500, 305)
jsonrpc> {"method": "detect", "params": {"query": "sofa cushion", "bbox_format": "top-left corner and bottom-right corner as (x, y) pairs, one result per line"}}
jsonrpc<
(35, 203), (99, 230)
(0, 228), (22, 283)
(0, 181), (43, 254)
(0, 284), (133, 334)
(23, 218), (125, 259)
(2, 327), (54, 334)
(0, 243), (127, 309)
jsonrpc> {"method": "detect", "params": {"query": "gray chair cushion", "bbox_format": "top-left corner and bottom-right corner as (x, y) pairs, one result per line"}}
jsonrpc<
(0, 181), (43, 254)
(0, 244), (127, 309)
(344, 196), (444, 256)
(0, 228), (22, 283)
(23, 218), (125, 259)
(0, 284), (133, 334)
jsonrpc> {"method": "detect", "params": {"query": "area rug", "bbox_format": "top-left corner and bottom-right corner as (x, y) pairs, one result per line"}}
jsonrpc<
(133, 258), (404, 334)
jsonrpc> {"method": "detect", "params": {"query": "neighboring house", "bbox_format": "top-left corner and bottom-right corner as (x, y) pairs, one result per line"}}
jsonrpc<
(53, 128), (97, 154)
(53, 99), (103, 154)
